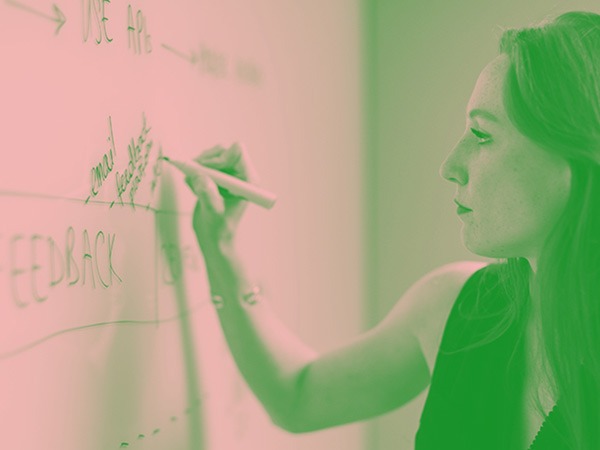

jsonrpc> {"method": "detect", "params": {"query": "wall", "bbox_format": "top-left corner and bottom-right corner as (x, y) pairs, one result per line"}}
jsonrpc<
(0, 2), (363, 449)
(363, 1), (600, 449)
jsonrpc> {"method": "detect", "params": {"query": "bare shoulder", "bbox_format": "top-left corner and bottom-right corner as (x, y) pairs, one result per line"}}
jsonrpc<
(380, 260), (491, 374)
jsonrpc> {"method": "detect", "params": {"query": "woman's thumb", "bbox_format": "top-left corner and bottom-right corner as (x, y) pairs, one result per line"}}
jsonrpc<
(185, 174), (225, 215)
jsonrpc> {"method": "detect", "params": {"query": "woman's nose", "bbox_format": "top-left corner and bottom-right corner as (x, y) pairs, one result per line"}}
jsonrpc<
(438, 143), (467, 185)
(438, 155), (452, 181)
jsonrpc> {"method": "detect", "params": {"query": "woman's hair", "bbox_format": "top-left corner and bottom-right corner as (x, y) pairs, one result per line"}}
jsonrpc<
(485, 10), (600, 448)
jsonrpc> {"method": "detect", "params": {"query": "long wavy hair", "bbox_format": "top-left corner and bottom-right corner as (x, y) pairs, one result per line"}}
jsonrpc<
(473, 11), (600, 449)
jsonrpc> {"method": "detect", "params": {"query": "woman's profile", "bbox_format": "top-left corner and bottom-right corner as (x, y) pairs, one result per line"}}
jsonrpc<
(184, 10), (600, 450)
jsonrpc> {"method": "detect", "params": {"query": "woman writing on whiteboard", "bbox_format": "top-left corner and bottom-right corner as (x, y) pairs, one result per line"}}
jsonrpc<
(185, 11), (600, 449)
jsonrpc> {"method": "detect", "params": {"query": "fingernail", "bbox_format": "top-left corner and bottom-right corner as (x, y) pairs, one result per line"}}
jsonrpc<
(185, 175), (206, 196)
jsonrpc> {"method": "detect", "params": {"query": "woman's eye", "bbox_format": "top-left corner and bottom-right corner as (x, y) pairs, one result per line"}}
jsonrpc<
(470, 128), (493, 145)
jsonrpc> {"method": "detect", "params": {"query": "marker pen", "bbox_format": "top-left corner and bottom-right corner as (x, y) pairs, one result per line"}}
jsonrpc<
(161, 157), (277, 209)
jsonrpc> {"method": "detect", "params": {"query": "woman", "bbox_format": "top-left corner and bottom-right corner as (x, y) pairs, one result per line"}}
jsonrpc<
(184, 11), (600, 449)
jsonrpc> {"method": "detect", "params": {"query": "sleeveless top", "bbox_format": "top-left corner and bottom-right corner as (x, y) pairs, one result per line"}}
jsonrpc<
(414, 262), (575, 450)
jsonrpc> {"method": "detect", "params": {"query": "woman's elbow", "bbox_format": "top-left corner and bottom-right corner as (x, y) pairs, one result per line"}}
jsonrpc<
(270, 409), (341, 434)
(269, 407), (327, 434)
(270, 411), (309, 434)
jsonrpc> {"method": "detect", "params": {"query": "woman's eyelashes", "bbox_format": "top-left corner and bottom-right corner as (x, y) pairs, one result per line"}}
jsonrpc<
(470, 127), (493, 145)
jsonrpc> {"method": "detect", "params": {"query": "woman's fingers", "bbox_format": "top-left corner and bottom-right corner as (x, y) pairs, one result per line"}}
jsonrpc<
(194, 144), (239, 169)
(234, 143), (261, 184)
(195, 145), (227, 162)
(193, 143), (261, 184)
(185, 174), (225, 215)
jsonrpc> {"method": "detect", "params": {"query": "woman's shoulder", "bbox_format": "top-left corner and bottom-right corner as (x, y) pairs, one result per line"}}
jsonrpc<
(404, 260), (496, 372)
(403, 260), (496, 328)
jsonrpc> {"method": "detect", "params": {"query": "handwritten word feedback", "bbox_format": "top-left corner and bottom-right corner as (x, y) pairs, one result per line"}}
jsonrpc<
(6, 227), (122, 308)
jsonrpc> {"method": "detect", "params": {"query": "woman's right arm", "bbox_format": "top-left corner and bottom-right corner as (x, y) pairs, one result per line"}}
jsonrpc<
(204, 243), (483, 433)
(186, 143), (486, 433)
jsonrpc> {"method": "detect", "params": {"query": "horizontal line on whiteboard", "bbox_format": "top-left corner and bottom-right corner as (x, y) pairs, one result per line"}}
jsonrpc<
(0, 301), (209, 361)
(0, 190), (189, 215)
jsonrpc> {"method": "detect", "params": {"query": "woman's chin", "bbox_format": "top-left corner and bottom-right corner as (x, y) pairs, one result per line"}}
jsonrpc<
(461, 233), (512, 259)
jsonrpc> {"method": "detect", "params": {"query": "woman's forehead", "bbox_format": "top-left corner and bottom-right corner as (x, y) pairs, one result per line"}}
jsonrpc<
(466, 54), (510, 121)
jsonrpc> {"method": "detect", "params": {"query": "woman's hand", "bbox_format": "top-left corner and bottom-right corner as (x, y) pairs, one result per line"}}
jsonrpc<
(186, 142), (260, 253)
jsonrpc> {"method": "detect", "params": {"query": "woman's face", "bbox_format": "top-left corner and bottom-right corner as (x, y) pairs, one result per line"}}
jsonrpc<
(439, 53), (572, 261)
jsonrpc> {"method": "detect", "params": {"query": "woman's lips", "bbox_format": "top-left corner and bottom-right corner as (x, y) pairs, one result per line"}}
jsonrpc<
(454, 199), (472, 214)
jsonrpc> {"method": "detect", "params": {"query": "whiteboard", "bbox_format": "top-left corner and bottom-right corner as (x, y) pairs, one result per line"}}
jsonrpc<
(0, 1), (364, 449)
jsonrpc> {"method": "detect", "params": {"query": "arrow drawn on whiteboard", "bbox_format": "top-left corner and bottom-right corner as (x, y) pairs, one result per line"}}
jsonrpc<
(161, 43), (199, 65)
(5, 0), (66, 35)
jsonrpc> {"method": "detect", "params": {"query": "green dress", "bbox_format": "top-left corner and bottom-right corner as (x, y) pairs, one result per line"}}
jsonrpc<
(414, 262), (581, 450)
